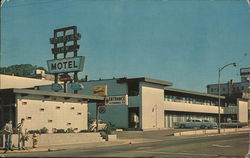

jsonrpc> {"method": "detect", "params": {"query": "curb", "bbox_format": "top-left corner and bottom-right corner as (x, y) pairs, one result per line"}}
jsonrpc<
(0, 148), (48, 153)
(174, 128), (249, 136)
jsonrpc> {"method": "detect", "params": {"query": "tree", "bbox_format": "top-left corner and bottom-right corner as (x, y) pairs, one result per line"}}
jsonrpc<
(0, 64), (46, 77)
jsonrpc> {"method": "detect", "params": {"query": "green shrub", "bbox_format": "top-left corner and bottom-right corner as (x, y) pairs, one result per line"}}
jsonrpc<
(54, 129), (66, 133)
(28, 127), (48, 134)
(40, 127), (48, 134)
(104, 122), (116, 135)
(66, 128), (75, 133)
(79, 129), (91, 133)
(28, 130), (40, 134)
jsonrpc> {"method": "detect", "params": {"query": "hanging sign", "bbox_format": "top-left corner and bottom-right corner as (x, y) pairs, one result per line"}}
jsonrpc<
(92, 85), (107, 96)
(51, 83), (63, 91)
(47, 56), (84, 74)
(69, 83), (84, 91)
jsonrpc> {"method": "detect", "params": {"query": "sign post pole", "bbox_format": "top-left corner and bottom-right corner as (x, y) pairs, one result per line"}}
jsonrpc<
(96, 105), (99, 132)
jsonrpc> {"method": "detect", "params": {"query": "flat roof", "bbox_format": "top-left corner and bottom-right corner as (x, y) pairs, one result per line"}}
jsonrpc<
(207, 81), (248, 87)
(117, 77), (173, 86)
(4, 89), (104, 102)
(165, 87), (225, 99)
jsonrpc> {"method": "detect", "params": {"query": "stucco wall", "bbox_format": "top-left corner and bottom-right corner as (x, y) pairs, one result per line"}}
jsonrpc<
(0, 74), (53, 89)
(39, 79), (129, 129)
(0, 133), (104, 148)
(16, 95), (87, 132)
(75, 79), (129, 129)
(238, 99), (248, 122)
(140, 82), (165, 130)
(164, 100), (224, 114)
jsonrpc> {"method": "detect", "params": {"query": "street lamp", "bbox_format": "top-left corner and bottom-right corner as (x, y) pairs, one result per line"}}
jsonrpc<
(218, 62), (237, 134)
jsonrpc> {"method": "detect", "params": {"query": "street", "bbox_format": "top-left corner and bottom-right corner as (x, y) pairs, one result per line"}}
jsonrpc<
(3, 132), (249, 157)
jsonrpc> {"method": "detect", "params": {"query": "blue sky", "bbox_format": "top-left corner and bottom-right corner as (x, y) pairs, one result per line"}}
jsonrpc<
(1, 0), (249, 92)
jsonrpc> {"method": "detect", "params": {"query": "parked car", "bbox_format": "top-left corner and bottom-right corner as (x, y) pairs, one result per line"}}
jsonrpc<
(221, 120), (248, 128)
(89, 119), (107, 131)
(175, 119), (217, 129)
(175, 119), (202, 129)
(201, 120), (218, 129)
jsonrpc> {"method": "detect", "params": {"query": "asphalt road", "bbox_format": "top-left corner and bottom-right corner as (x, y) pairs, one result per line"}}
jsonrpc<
(2, 132), (249, 157)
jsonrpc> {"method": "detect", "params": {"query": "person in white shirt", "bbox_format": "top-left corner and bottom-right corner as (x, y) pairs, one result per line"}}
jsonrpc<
(17, 118), (27, 150)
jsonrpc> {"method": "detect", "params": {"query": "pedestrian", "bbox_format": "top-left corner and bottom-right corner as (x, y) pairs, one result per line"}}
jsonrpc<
(17, 118), (27, 150)
(3, 120), (13, 153)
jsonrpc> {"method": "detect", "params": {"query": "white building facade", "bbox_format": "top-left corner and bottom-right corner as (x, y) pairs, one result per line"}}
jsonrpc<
(0, 74), (103, 132)
(38, 77), (248, 130)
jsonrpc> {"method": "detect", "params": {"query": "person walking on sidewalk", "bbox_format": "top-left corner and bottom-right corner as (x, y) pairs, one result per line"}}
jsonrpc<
(3, 120), (13, 153)
(17, 118), (27, 150)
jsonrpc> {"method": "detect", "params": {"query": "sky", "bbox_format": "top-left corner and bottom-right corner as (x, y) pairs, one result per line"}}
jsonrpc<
(1, 0), (250, 92)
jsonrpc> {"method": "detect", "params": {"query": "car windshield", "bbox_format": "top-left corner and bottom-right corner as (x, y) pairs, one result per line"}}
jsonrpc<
(202, 120), (209, 122)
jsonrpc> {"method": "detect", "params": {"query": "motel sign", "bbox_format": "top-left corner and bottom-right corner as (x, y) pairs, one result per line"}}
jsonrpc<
(47, 56), (84, 74)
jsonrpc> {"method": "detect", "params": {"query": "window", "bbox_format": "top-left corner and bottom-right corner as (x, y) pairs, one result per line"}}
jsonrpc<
(77, 112), (82, 115)
(22, 102), (27, 105)
(40, 108), (45, 112)
(242, 87), (245, 91)
(67, 123), (71, 125)
(26, 116), (32, 120)
(211, 88), (213, 92)
(71, 107), (75, 110)
(48, 120), (53, 123)
(56, 106), (60, 109)
(74, 128), (78, 131)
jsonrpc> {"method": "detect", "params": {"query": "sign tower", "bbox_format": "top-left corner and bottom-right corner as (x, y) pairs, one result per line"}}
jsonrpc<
(47, 26), (84, 93)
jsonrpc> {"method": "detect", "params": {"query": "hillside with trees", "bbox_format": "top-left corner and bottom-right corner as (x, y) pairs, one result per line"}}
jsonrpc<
(0, 64), (47, 77)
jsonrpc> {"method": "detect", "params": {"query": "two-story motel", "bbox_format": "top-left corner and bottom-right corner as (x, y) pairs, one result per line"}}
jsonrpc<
(39, 77), (248, 130)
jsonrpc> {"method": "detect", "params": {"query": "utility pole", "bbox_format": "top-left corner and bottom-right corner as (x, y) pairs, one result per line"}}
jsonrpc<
(217, 62), (237, 134)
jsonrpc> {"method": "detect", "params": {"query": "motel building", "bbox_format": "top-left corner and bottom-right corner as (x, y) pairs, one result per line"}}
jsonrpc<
(39, 77), (249, 130)
(0, 74), (103, 132)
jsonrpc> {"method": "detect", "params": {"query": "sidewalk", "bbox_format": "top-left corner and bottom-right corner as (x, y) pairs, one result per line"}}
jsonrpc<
(1, 128), (247, 154)
(0, 139), (129, 154)
(0, 137), (166, 154)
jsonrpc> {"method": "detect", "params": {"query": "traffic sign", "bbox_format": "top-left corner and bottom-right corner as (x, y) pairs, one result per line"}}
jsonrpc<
(99, 107), (106, 114)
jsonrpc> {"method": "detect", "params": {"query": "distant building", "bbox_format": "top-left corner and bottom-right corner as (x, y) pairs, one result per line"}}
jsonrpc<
(27, 69), (55, 81)
(206, 80), (249, 96)
(207, 67), (250, 96)
(206, 67), (250, 122)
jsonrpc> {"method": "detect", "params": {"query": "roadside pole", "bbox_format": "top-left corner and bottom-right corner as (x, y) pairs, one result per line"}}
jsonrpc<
(96, 105), (99, 132)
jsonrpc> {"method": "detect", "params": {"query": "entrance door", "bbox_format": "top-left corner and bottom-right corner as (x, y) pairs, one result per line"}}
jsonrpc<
(128, 107), (139, 129)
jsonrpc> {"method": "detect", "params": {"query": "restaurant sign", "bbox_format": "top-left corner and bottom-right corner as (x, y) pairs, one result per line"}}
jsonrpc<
(47, 56), (84, 74)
